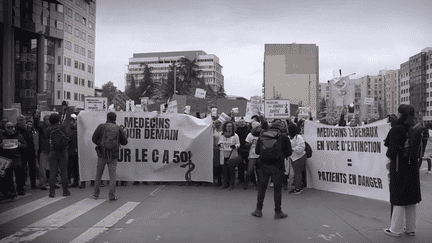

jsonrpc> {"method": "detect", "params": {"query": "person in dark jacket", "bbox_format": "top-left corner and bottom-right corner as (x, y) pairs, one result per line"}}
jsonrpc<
(252, 121), (292, 219)
(0, 122), (28, 198)
(46, 111), (71, 198)
(383, 104), (420, 237)
(15, 115), (37, 191)
(34, 114), (51, 190)
(68, 114), (79, 188)
(92, 112), (128, 201)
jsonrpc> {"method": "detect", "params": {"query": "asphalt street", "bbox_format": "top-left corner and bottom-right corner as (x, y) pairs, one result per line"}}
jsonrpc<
(1, 163), (432, 243)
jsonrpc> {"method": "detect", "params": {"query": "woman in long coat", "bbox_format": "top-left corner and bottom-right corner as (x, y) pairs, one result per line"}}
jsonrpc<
(384, 104), (420, 237)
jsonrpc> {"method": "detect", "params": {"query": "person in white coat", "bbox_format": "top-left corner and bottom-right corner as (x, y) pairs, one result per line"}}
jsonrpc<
(288, 123), (307, 194)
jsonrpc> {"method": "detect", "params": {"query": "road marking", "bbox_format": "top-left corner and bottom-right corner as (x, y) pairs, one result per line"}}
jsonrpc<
(0, 198), (106, 243)
(69, 201), (140, 243)
(0, 196), (64, 225)
(149, 185), (165, 196)
(125, 219), (134, 224)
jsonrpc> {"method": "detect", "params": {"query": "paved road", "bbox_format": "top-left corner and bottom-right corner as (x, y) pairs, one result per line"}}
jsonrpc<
(1, 164), (432, 243)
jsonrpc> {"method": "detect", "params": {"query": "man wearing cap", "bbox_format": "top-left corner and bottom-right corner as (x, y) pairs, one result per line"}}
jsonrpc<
(252, 120), (292, 219)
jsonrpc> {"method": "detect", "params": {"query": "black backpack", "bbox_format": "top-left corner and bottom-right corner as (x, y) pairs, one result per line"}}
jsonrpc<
(50, 127), (68, 151)
(259, 130), (283, 161)
(305, 141), (313, 158)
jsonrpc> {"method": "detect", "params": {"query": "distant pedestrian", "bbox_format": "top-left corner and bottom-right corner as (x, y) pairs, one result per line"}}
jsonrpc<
(252, 120), (292, 219)
(383, 104), (421, 237)
(92, 112), (128, 201)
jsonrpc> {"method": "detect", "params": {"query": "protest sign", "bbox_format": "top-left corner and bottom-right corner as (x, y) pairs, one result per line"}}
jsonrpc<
(0, 156), (12, 177)
(264, 100), (290, 118)
(217, 112), (230, 123)
(195, 88), (206, 99)
(112, 90), (130, 111)
(303, 119), (391, 202)
(84, 97), (108, 111)
(77, 111), (213, 182)
(211, 108), (217, 117)
(126, 100), (135, 112)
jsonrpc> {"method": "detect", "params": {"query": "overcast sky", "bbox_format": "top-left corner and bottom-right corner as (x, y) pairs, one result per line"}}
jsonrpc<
(94, 0), (432, 99)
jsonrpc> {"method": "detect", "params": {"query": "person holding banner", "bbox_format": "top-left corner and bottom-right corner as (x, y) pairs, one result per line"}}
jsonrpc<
(217, 121), (240, 190)
(384, 104), (420, 237)
(288, 123), (307, 195)
(213, 120), (223, 187)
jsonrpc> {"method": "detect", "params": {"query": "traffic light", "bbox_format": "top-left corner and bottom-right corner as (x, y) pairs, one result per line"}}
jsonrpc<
(348, 103), (354, 113)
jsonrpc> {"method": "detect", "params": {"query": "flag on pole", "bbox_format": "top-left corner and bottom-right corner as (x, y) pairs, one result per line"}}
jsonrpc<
(328, 73), (356, 107)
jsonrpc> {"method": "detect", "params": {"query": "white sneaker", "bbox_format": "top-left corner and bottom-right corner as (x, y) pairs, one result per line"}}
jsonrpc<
(427, 171), (431, 174)
(269, 182), (274, 187)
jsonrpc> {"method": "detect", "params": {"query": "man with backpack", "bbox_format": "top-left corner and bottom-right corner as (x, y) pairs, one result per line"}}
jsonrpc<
(92, 112), (128, 201)
(46, 112), (71, 198)
(252, 120), (292, 219)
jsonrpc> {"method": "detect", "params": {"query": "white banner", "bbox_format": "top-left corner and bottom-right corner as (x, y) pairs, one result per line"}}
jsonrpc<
(77, 111), (213, 182)
(303, 119), (391, 202)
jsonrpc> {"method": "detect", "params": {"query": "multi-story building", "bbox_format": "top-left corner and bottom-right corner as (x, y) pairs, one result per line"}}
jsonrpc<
(1, 0), (96, 116)
(408, 52), (428, 116)
(399, 61), (410, 106)
(60, 0), (96, 109)
(382, 69), (399, 116)
(126, 50), (224, 96)
(425, 49), (432, 122)
(263, 43), (319, 117)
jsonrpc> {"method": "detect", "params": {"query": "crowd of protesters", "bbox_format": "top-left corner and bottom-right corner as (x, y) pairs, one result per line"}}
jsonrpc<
(0, 103), (312, 202)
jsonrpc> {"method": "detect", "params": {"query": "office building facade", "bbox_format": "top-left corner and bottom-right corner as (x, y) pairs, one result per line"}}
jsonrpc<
(1, 0), (96, 116)
(263, 43), (319, 117)
(127, 50), (224, 98)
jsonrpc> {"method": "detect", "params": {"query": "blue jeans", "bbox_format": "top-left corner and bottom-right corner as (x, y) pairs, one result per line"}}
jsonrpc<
(256, 162), (285, 212)
(93, 157), (117, 200)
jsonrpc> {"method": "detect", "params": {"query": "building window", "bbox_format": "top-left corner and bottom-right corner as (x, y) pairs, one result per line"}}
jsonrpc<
(74, 92), (78, 101)
(81, 94), (85, 101)
(56, 4), (64, 13)
(81, 78), (85, 86)
(58, 56), (61, 65)
(66, 7), (72, 18)
(74, 76), (78, 84)
(66, 75), (71, 83)
(57, 90), (61, 99)
(67, 91), (71, 100)
(57, 73), (61, 82)
(74, 61), (79, 69)
(81, 63), (85, 71)
(89, 21), (94, 30)
(56, 21), (63, 30)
